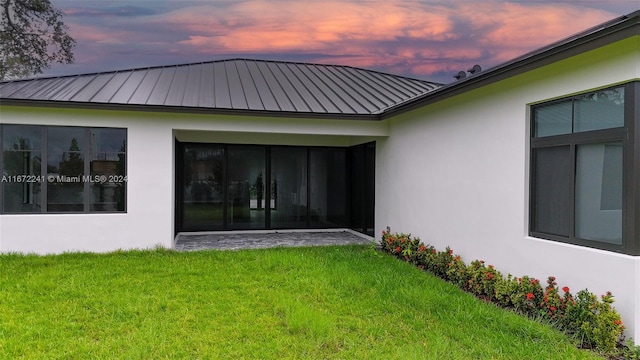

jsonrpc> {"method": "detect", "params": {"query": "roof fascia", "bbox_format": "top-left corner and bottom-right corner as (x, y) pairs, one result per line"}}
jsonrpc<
(0, 98), (382, 121)
(381, 11), (640, 119)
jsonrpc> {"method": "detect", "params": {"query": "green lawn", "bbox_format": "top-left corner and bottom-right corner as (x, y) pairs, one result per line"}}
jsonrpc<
(0, 246), (599, 359)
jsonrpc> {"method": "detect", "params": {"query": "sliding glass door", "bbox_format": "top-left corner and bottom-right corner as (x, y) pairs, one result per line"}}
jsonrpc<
(270, 147), (307, 228)
(176, 142), (374, 234)
(227, 146), (266, 229)
(181, 145), (225, 231)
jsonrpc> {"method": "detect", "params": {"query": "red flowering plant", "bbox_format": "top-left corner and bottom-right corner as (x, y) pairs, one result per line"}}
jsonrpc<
(380, 230), (409, 258)
(425, 246), (455, 279)
(494, 274), (518, 308)
(510, 276), (544, 316)
(445, 254), (469, 288)
(400, 236), (424, 264)
(539, 276), (567, 322)
(465, 260), (502, 301)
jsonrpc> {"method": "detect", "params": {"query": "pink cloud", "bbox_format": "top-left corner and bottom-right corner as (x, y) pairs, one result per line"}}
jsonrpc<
(57, 1), (625, 82)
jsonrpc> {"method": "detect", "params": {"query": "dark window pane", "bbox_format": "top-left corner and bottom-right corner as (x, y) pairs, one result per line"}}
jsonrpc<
(575, 142), (622, 244)
(48, 127), (86, 152)
(349, 142), (376, 236)
(534, 100), (572, 137)
(574, 87), (624, 132)
(2, 148), (42, 213)
(47, 150), (84, 212)
(601, 144), (623, 210)
(271, 147), (307, 228)
(48, 151), (84, 177)
(350, 145), (365, 233)
(91, 128), (126, 153)
(2, 125), (41, 151)
(364, 142), (376, 236)
(532, 146), (571, 237)
(309, 148), (347, 228)
(227, 146), (266, 229)
(182, 146), (225, 230)
(47, 183), (84, 212)
(1, 125), (126, 214)
(90, 152), (126, 212)
(89, 128), (126, 212)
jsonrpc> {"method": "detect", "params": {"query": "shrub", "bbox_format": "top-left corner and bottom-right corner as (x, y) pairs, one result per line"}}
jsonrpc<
(562, 290), (625, 352)
(379, 230), (626, 355)
(465, 260), (502, 301)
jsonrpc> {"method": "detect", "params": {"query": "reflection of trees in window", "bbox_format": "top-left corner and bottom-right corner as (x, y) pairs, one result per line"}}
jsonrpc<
(579, 88), (624, 105)
(0, 125), (126, 213)
(4, 137), (41, 176)
(186, 148), (223, 202)
(3, 137), (41, 208)
(58, 138), (83, 176)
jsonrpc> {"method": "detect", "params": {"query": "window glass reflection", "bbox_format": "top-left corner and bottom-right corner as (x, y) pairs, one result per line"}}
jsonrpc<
(271, 147), (307, 228)
(574, 88), (624, 133)
(575, 142), (623, 244)
(182, 146), (225, 230)
(227, 146), (266, 229)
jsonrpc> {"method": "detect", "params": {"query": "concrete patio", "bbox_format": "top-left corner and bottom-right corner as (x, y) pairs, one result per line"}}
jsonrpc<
(174, 229), (374, 251)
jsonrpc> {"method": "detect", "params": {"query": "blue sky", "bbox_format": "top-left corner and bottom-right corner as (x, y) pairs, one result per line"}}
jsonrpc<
(45, 1), (639, 84)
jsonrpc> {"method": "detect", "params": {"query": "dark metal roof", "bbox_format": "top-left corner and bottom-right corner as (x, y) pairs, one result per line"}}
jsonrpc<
(0, 59), (441, 118)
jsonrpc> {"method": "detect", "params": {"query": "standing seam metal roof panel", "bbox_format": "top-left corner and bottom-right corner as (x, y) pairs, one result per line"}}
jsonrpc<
(182, 64), (203, 107)
(127, 68), (159, 104)
(255, 61), (297, 112)
(0, 80), (28, 97)
(236, 60), (265, 110)
(322, 66), (382, 113)
(245, 61), (280, 111)
(34, 77), (78, 100)
(225, 61), (249, 109)
(280, 63), (333, 113)
(336, 67), (401, 107)
(299, 64), (359, 113)
(109, 69), (148, 104)
(71, 73), (116, 102)
(197, 63), (215, 108)
(92, 72), (133, 103)
(164, 66), (191, 106)
(146, 67), (176, 105)
(40, 76), (89, 101)
(355, 70), (406, 103)
(213, 62), (232, 109)
(272, 62), (315, 112)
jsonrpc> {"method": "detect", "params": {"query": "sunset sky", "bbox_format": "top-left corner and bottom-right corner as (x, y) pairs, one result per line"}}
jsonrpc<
(44, 1), (638, 84)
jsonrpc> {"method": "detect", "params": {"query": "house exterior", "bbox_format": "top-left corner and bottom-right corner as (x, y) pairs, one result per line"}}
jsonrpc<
(1, 11), (639, 340)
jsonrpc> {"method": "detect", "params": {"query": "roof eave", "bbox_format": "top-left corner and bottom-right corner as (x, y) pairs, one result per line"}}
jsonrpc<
(0, 98), (384, 121)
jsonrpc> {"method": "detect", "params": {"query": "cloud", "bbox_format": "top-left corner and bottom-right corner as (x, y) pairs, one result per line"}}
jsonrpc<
(63, 5), (158, 18)
(51, 0), (628, 83)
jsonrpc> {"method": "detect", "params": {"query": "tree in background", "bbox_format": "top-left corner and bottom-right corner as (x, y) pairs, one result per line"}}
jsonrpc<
(0, 0), (75, 80)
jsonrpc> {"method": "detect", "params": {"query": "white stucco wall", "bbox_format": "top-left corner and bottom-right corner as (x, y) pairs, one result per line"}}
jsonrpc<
(0, 107), (386, 254)
(376, 36), (640, 340)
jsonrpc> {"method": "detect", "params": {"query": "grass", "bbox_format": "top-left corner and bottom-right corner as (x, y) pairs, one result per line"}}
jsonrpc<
(0, 245), (600, 359)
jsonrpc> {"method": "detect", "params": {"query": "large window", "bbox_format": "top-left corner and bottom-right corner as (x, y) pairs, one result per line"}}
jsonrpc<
(0, 125), (127, 213)
(530, 85), (633, 252)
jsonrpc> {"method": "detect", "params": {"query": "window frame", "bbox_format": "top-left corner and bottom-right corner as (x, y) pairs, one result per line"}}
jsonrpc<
(0, 124), (127, 214)
(529, 82), (638, 254)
